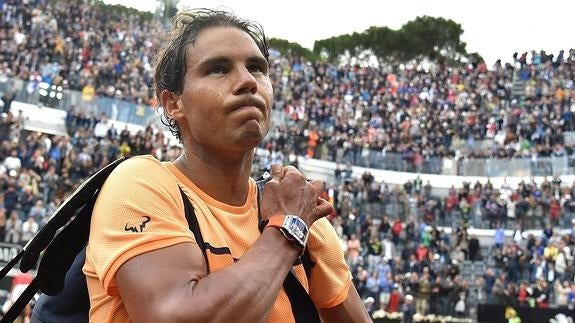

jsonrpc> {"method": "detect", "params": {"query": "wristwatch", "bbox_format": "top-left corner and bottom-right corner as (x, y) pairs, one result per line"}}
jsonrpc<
(264, 214), (309, 255)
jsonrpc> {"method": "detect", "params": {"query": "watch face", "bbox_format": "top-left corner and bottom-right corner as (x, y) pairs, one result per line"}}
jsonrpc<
(287, 216), (307, 241)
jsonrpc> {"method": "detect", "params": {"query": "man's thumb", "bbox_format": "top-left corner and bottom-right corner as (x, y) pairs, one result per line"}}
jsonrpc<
(270, 164), (283, 178)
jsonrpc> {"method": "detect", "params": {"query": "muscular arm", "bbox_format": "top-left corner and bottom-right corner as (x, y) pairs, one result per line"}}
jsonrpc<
(319, 284), (372, 323)
(116, 227), (299, 323)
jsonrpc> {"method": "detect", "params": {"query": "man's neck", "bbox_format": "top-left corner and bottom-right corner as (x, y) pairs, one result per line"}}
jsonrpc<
(174, 151), (254, 206)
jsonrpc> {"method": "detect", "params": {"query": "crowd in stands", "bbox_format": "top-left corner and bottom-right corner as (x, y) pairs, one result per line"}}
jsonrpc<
(0, 0), (161, 107)
(261, 50), (575, 169)
(2, 0), (575, 321)
(327, 170), (575, 319)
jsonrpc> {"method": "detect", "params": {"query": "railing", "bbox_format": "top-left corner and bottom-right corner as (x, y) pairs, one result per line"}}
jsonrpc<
(458, 155), (571, 177)
(0, 76), (161, 128)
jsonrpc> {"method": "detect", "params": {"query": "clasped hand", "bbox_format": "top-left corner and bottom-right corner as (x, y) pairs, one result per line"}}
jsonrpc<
(260, 164), (333, 228)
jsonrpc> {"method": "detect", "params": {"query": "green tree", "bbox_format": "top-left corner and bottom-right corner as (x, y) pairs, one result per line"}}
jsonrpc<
(268, 38), (317, 60)
(399, 16), (467, 61)
(311, 15), (478, 65)
(93, 0), (153, 21)
(363, 26), (396, 60)
(313, 33), (366, 64)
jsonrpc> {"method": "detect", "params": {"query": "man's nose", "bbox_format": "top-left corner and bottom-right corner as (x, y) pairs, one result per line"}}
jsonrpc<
(232, 67), (257, 95)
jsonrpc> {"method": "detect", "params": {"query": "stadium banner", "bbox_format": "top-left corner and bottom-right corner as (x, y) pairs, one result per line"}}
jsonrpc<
(0, 242), (22, 267)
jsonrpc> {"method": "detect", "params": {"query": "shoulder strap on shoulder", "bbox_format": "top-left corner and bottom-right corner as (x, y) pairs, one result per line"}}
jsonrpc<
(179, 187), (210, 274)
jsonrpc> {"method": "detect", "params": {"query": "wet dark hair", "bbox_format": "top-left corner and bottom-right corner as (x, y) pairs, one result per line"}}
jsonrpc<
(154, 8), (270, 143)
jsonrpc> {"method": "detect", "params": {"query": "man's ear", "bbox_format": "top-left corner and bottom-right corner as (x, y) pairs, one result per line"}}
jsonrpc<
(160, 90), (184, 120)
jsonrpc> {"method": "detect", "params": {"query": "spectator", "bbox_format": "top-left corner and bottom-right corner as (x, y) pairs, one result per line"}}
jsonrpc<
(4, 210), (21, 244)
(1, 91), (15, 114)
(0, 208), (6, 242)
(3, 149), (21, 172)
(28, 199), (46, 223)
(402, 294), (415, 323)
(568, 284), (575, 309)
(416, 270), (432, 314)
(468, 234), (480, 261)
(366, 236), (382, 270)
(19, 186), (36, 220)
(391, 218), (403, 245)
(365, 271), (380, 305)
(363, 297), (377, 318)
(1, 272), (33, 322)
(346, 233), (362, 267)
(387, 284), (402, 313)
(555, 280), (571, 308)
(454, 289), (467, 318)
(378, 271), (394, 310)
(20, 215), (38, 246)
(494, 223), (506, 248)
(381, 234), (396, 264)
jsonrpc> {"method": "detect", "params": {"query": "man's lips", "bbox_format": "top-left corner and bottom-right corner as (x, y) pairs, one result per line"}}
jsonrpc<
(228, 96), (267, 114)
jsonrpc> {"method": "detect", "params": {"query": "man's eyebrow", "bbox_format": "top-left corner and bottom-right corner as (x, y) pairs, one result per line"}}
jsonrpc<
(193, 55), (268, 69)
(246, 56), (269, 66)
(195, 56), (230, 69)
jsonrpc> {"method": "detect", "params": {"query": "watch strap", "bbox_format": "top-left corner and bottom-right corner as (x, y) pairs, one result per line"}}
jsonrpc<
(265, 214), (287, 228)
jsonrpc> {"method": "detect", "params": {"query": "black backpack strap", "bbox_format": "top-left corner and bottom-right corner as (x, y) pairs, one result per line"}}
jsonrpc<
(20, 156), (128, 272)
(255, 175), (320, 323)
(179, 187), (210, 274)
(35, 191), (96, 295)
(282, 271), (321, 323)
(300, 248), (315, 280)
(0, 250), (24, 281)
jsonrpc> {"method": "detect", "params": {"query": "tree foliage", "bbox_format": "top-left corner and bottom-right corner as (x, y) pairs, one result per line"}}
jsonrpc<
(93, 0), (154, 21)
(268, 38), (317, 60)
(311, 15), (480, 65)
(399, 16), (467, 61)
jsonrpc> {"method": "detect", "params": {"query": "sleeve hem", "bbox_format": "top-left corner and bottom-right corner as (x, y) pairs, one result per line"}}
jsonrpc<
(314, 275), (352, 309)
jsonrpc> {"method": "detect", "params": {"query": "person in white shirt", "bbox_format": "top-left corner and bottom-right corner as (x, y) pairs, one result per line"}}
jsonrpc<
(382, 235), (396, 263)
(93, 118), (109, 139)
(3, 149), (21, 172)
(20, 215), (39, 246)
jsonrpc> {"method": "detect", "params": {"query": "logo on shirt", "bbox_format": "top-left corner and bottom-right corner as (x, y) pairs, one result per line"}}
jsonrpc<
(124, 216), (151, 233)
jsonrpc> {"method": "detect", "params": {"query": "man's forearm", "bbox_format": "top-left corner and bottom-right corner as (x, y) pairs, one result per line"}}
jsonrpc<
(177, 228), (300, 323)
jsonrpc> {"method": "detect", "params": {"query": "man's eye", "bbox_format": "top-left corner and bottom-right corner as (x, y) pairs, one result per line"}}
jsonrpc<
(209, 66), (226, 74)
(248, 64), (267, 74)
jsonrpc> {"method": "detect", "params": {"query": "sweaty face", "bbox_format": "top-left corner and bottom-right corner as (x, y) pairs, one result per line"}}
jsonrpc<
(176, 26), (273, 156)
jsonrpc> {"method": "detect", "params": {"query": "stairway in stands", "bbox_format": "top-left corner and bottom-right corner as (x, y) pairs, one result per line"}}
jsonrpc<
(511, 69), (527, 103)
